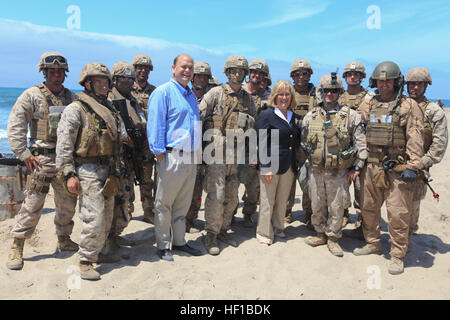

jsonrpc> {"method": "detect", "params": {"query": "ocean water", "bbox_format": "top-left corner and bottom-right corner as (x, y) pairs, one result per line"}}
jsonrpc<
(0, 87), (448, 154)
(0, 88), (26, 154)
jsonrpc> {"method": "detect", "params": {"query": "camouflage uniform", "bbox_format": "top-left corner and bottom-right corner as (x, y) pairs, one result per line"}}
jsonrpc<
(56, 63), (127, 264)
(6, 53), (78, 269)
(240, 81), (270, 221)
(7, 85), (78, 240)
(130, 69), (156, 223)
(200, 82), (256, 237)
(405, 68), (448, 234)
(287, 84), (316, 224)
(303, 107), (367, 237)
(355, 62), (424, 266)
(186, 62), (212, 232)
(411, 99), (448, 232)
(336, 62), (372, 228)
(108, 69), (147, 237)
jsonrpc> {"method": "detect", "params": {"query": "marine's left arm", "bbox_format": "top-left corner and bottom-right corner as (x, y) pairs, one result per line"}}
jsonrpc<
(350, 109), (368, 169)
(422, 105), (448, 168)
(404, 98), (424, 171)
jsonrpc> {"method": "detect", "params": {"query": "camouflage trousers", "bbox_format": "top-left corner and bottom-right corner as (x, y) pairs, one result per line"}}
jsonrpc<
(204, 164), (239, 235)
(186, 165), (205, 225)
(411, 180), (427, 234)
(111, 174), (134, 237)
(360, 163), (414, 259)
(77, 163), (114, 263)
(11, 153), (77, 239)
(257, 168), (294, 244)
(287, 173), (312, 215)
(242, 173), (260, 216)
(309, 167), (350, 238)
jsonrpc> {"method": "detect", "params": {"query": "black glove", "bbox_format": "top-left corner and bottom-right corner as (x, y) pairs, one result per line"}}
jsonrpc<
(398, 168), (417, 182)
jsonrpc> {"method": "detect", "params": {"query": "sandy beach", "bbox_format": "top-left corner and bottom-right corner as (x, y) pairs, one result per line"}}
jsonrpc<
(1, 111), (449, 301)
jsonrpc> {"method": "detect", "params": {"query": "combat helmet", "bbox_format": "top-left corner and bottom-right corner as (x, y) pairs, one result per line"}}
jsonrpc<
(223, 56), (249, 74)
(343, 62), (366, 79)
(249, 59), (269, 75)
(132, 54), (154, 71)
(264, 73), (272, 86)
(111, 62), (136, 79)
(78, 63), (112, 87)
(209, 76), (220, 87)
(405, 67), (432, 85)
(290, 59), (313, 76)
(38, 52), (69, 72)
(318, 73), (344, 94)
(369, 61), (403, 88)
(193, 62), (212, 76)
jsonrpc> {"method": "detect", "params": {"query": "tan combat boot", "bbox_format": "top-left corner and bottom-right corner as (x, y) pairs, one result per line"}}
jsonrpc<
(305, 233), (327, 247)
(56, 235), (79, 253)
(327, 237), (344, 257)
(204, 233), (220, 255)
(79, 261), (101, 281)
(353, 243), (382, 256)
(388, 256), (404, 275)
(6, 238), (25, 270)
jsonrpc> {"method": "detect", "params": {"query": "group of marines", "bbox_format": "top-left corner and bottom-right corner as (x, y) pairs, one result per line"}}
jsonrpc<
(5, 50), (447, 280)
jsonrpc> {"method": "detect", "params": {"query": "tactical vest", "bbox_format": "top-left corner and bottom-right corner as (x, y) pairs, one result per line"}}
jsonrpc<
(365, 96), (407, 152)
(420, 100), (433, 153)
(306, 106), (356, 170)
(293, 89), (315, 119)
(74, 92), (119, 159)
(30, 84), (73, 142)
(338, 89), (368, 110)
(209, 85), (255, 135)
(131, 83), (154, 114)
(110, 88), (146, 132)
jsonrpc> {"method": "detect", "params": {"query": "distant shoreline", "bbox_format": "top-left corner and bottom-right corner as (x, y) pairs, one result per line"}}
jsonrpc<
(0, 86), (448, 103)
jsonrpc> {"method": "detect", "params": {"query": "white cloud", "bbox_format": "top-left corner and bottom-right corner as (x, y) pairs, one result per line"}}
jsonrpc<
(244, 0), (329, 29)
(0, 18), (221, 55)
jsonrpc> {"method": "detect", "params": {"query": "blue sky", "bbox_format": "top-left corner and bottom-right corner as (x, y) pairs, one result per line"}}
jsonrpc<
(0, 0), (449, 98)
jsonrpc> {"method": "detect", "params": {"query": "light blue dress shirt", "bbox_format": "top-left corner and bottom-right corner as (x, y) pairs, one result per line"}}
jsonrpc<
(147, 79), (201, 155)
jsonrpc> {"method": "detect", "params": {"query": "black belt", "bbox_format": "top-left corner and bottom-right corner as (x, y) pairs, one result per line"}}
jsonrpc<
(31, 148), (56, 156)
(75, 157), (111, 166)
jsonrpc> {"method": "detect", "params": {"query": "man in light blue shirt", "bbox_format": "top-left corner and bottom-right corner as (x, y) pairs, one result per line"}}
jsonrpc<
(147, 54), (202, 261)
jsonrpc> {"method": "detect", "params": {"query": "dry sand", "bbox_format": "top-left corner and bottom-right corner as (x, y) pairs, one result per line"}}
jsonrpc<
(1, 111), (449, 300)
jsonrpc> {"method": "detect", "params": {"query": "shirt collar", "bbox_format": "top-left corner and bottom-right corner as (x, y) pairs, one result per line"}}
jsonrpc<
(274, 107), (293, 123)
(171, 79), (193, 97)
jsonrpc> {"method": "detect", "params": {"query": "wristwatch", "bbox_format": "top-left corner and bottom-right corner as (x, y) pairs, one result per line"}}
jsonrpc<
(354, 165), (361, 172)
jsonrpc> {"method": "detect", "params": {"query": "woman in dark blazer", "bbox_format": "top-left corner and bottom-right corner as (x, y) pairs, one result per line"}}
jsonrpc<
(256, 80), (301, 246)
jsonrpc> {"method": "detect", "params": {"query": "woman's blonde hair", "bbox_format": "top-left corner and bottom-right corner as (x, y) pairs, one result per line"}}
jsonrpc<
(267, 80), (297, 110)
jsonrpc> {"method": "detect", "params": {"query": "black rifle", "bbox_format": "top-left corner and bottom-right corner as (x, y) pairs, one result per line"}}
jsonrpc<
(112, 98), (146, 186)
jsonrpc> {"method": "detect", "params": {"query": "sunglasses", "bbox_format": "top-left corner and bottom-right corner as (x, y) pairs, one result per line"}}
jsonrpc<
(292, 71), (310, 77)
(323, 88), (340, 94)
(44, 56), (67, 64)
(118, 77), (135, 83)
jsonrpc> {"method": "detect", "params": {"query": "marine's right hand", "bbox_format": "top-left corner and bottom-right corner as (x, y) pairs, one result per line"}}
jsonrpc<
(24, 155), (42, 172)
(67, 176), (81, 195)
